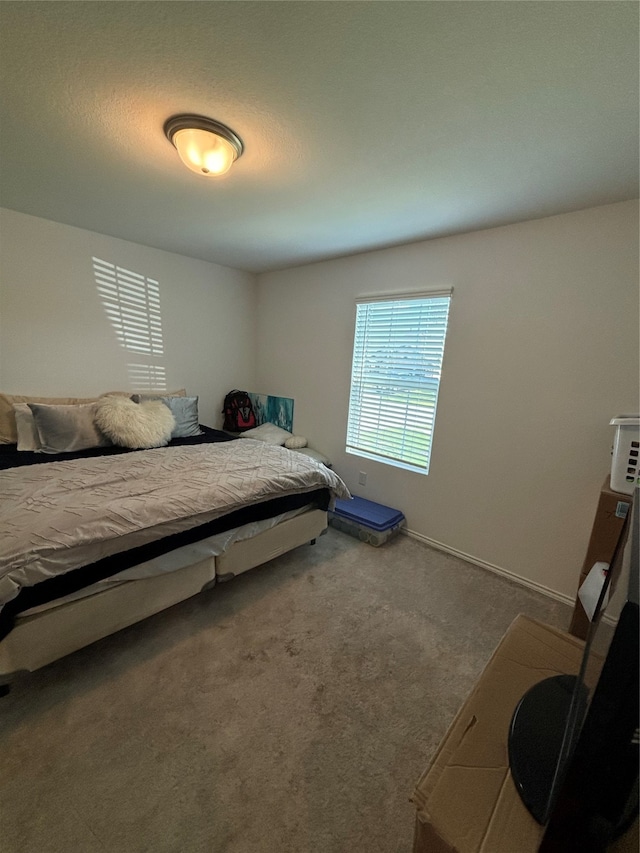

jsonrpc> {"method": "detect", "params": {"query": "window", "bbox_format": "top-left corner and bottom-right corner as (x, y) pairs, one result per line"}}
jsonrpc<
(346, 290), (451, 474)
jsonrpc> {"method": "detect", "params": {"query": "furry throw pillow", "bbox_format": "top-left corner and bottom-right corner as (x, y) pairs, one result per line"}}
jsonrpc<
(95, 396), (175, 449)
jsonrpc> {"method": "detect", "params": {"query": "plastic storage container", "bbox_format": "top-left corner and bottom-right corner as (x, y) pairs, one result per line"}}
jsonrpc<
(609, 416), (640, 495)
(329, 495), (405, 546)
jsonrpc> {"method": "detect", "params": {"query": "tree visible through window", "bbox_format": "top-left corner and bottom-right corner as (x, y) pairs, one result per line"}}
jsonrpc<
(346, 291), (451, 474)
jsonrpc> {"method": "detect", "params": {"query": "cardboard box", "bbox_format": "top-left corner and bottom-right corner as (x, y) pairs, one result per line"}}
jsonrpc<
(411, 615), (585, 853)
(569, 477), (632, 639)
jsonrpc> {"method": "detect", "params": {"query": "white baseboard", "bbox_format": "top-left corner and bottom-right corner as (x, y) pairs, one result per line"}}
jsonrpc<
(402, 527), (576, 609)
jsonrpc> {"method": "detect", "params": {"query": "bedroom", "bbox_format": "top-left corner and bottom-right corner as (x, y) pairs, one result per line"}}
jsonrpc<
(0, 2), (638, 852)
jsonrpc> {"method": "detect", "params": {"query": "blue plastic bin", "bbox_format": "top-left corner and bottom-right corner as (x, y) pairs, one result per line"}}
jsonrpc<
(329, 496), (405, 546)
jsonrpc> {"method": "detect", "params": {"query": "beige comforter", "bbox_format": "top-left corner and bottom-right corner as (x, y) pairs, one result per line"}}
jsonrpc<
(0, 440), (350, 610)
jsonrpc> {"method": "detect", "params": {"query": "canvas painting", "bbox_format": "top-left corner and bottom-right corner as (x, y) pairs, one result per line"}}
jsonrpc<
(248, 393), (294, 433)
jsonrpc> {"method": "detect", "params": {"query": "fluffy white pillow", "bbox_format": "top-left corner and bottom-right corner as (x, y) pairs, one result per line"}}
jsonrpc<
(95, 396), (175, 449)
(239, 422), (292, 445)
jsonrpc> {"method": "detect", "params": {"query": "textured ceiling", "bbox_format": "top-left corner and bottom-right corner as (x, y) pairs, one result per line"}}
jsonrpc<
(0, 1), (638, 273)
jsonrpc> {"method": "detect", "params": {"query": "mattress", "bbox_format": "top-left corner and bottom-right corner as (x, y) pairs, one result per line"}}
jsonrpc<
(0, 428), (349, 640)
(19, 503), (314, 616)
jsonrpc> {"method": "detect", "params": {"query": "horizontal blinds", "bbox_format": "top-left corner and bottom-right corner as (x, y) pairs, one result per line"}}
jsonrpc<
(346, 294), (451, 472)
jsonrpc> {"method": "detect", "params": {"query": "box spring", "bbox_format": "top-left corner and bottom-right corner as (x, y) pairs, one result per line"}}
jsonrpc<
(0, 508), (328, 681)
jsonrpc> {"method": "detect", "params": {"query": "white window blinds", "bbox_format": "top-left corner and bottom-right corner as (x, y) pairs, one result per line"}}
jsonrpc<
(346, 291), (451, 474)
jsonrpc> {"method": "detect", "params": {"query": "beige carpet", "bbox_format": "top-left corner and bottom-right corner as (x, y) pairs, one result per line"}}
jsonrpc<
(0, 528), (571, 853)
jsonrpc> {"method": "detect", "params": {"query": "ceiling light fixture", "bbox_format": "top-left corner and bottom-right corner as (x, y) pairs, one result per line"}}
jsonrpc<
(164, 114), (243, 177)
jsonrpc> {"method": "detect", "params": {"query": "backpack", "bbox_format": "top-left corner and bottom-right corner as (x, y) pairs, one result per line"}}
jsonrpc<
(222, 390), (257, 432)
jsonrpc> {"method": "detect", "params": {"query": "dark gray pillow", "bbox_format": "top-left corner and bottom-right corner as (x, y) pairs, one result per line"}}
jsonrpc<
(27, 403), (111, 454)
(131, 394), (202, 438)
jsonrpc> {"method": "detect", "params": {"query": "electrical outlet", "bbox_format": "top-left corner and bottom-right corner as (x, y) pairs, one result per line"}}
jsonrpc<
(358, 471), (367, 486)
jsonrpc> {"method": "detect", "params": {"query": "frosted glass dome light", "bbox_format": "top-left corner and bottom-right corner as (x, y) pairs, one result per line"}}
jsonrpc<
(164, 115), (243, 177)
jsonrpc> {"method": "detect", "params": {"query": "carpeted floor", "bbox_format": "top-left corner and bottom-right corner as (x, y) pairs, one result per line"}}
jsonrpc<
(0, 528), (572, 853)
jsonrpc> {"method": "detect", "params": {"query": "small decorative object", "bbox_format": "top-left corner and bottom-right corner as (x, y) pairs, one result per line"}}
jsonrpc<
(284, 435), (307, 449)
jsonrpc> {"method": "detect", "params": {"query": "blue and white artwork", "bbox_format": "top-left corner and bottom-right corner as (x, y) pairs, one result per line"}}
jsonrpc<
(248, 393), (294, 433)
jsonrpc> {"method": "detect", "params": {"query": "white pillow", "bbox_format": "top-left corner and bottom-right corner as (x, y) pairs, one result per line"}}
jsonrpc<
(95, 396), (175, 449)
(239, 422), (292, 445)
(99, 388), (186, 398)
(13, 403), (42, 451)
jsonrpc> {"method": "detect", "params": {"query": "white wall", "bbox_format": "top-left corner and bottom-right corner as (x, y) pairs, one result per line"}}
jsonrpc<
(0, 208), (257, 427)
(256, 201), (640, 602)
(1, 202), (637, 602)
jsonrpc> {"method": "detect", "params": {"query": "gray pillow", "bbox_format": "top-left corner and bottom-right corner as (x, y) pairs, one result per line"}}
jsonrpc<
(131, 394), (202, 438)
(27, 403), (111, 454)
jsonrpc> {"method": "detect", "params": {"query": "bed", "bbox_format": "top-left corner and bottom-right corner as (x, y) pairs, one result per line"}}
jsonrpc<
(0, 394), (350, 690)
